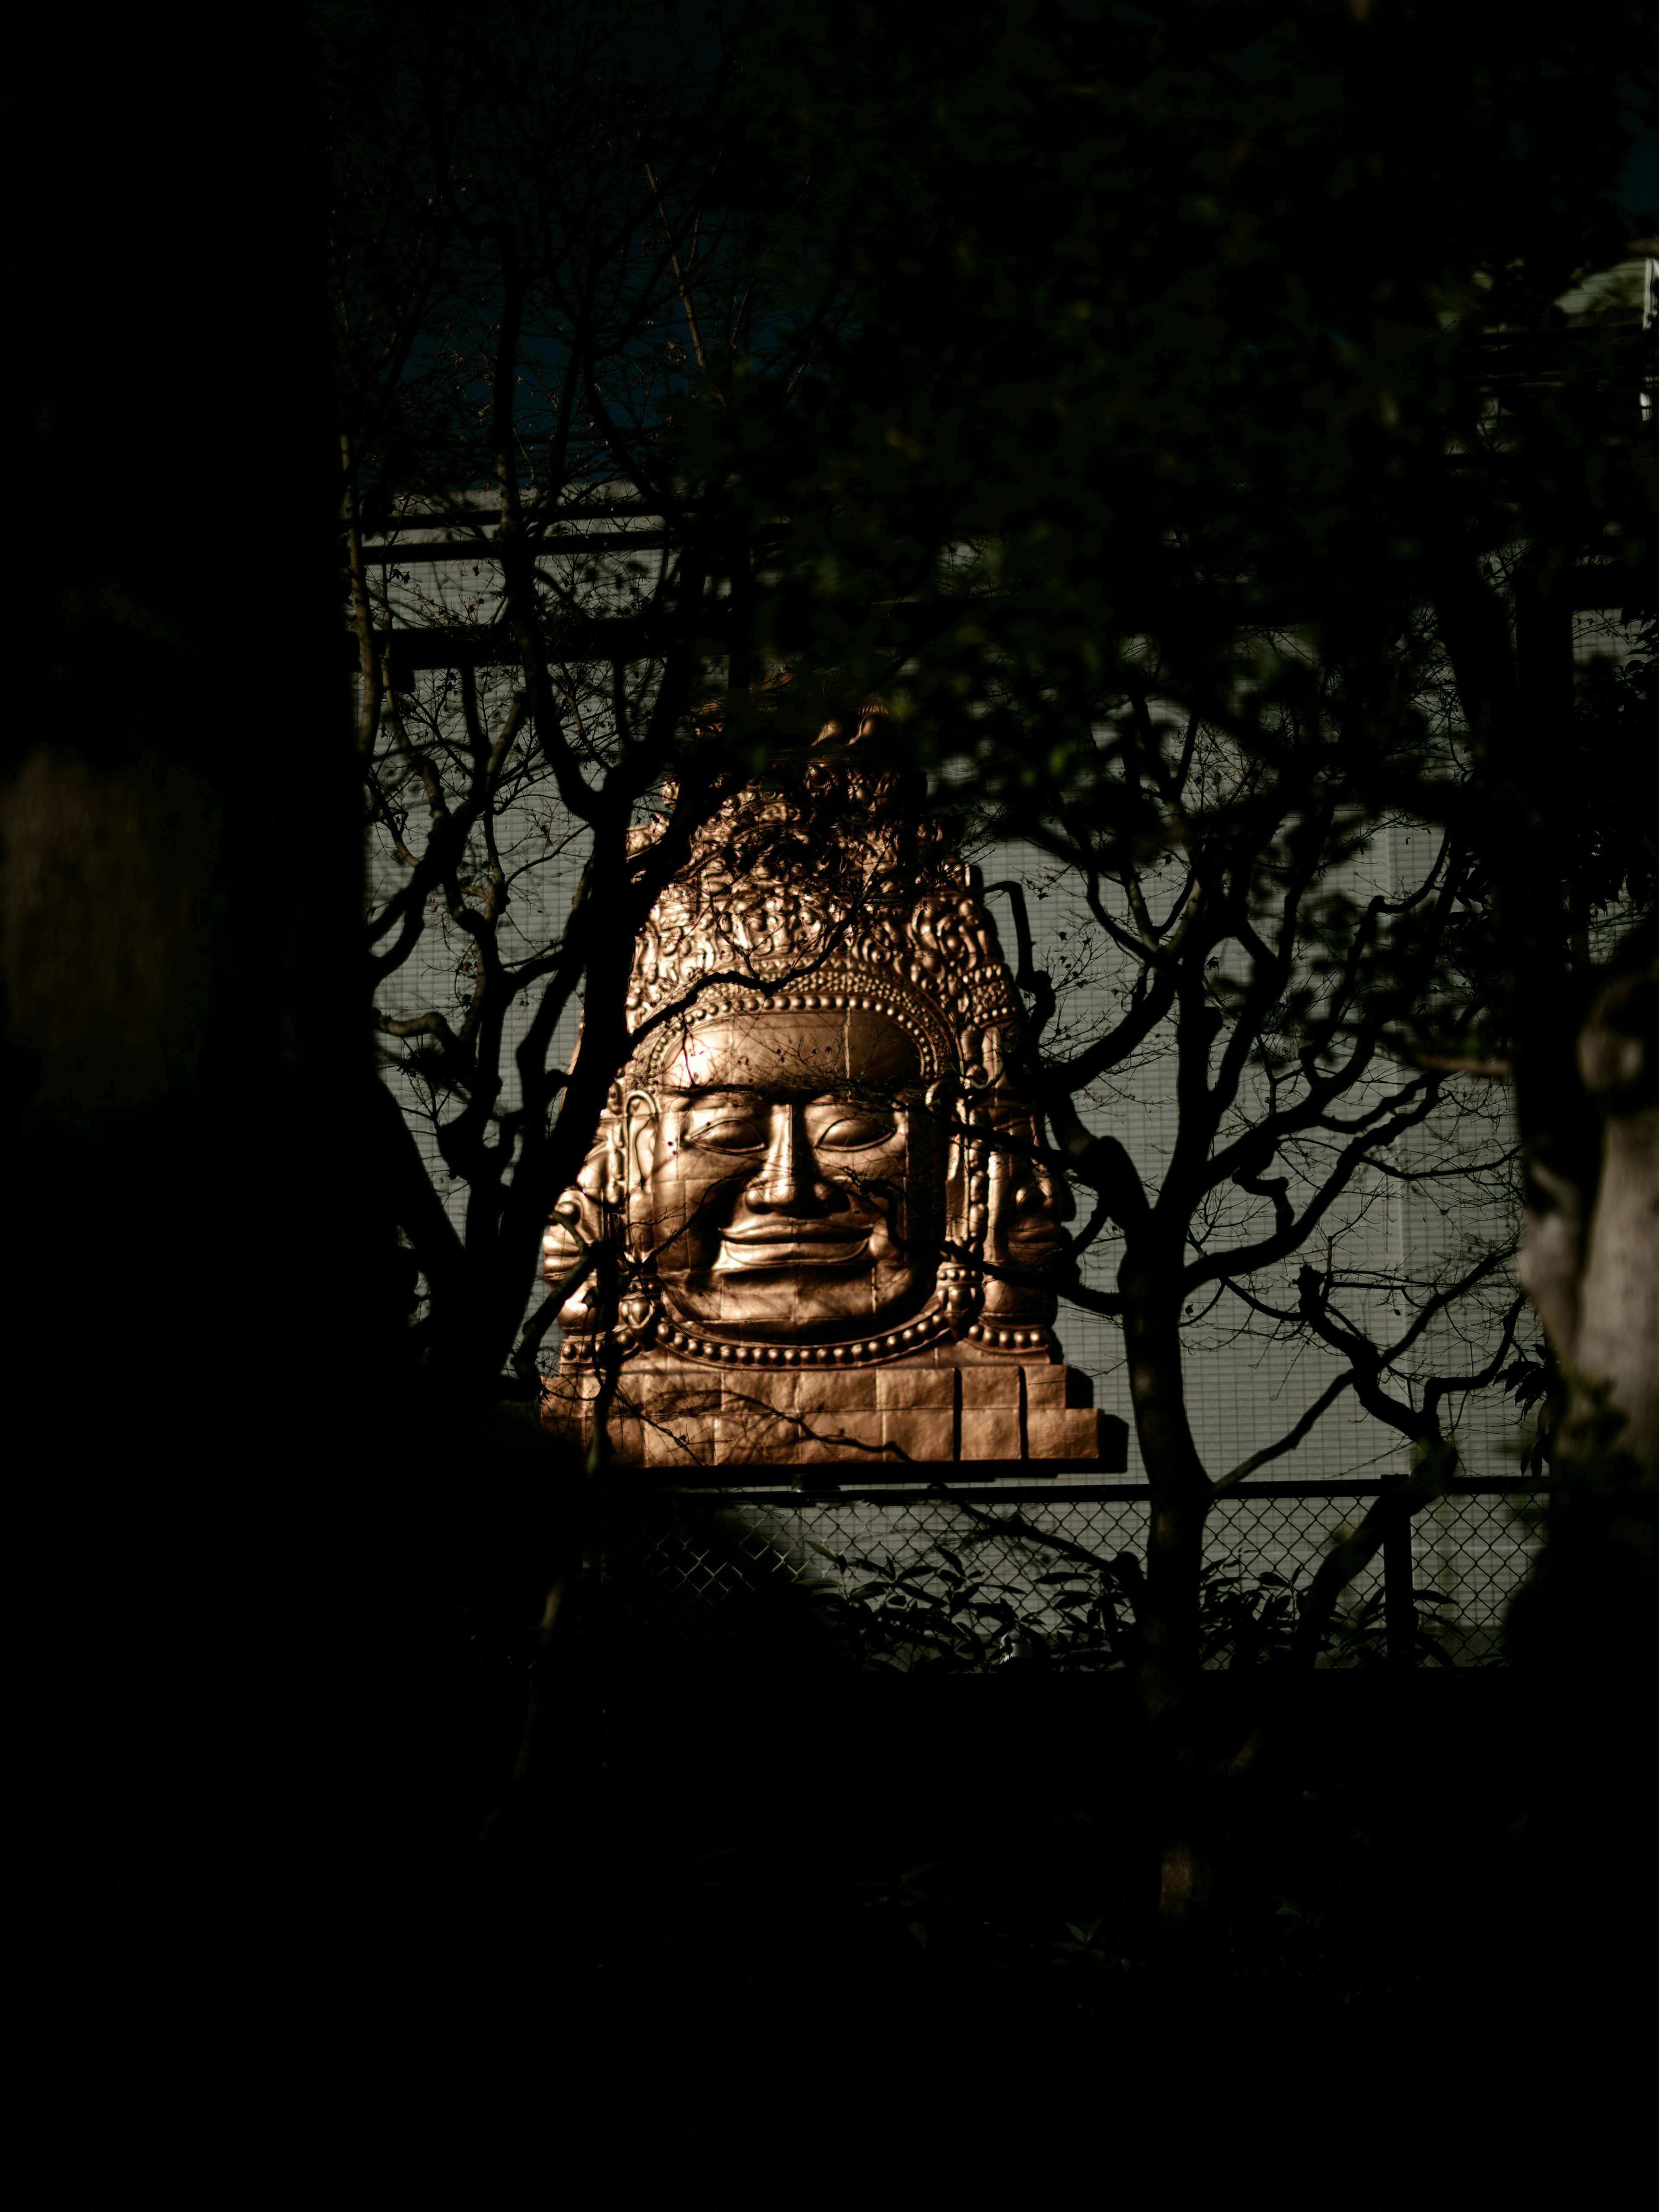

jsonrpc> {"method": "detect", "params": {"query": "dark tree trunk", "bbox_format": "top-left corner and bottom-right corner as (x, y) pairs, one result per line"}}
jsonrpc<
(5, 13), (400, 2133)
(1122, 1239), (1210, 1718)
(1119, 1227), (1217, 1923)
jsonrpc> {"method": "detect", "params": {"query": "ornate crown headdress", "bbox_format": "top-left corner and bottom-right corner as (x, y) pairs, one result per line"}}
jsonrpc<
(621, 704), (1025, 1089)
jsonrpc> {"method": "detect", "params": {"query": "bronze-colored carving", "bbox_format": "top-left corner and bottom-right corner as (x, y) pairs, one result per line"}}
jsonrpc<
(540, 702), (1114, 1471)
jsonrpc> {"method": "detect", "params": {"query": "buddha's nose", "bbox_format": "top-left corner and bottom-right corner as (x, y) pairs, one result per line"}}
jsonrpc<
(747, 1103), (830, 1212)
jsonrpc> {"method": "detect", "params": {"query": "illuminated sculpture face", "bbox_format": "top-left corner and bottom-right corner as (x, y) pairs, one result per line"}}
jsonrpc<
(627, 1007), (946, 1343)
(543, 703), (1081, 1369)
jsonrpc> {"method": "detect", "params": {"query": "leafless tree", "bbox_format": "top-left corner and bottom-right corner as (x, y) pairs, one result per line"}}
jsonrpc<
(316, 6), (1653, 1952)
(920, 637), (1531, 1911)
(325, 3), (881, 1433)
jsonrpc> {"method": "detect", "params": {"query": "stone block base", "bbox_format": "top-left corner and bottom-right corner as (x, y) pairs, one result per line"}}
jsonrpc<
(541, 1342), (1121, 1475)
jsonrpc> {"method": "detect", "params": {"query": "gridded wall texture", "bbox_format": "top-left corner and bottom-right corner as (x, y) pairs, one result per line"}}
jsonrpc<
(365, 542), (1641, 1656)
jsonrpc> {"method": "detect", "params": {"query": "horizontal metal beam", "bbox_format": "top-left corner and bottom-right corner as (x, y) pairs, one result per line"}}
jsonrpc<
(651, 1471), (1549, 1503)
(346, 614), (673, 671)
(362, 529), (672, 564)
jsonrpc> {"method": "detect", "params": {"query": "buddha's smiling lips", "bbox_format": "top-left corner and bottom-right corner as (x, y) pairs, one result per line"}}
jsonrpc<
(715, 1226), (874, 1270)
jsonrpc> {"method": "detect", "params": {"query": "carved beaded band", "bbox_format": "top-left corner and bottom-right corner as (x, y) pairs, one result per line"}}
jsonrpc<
(556, 1295), (1057, 1367)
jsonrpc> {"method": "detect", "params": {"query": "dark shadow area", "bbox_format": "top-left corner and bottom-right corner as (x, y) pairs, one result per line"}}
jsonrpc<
(432, 1454), (1654, 2131)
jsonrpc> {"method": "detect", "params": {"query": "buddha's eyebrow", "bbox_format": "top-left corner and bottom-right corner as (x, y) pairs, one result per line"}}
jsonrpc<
(670, 1084), (898, 1104)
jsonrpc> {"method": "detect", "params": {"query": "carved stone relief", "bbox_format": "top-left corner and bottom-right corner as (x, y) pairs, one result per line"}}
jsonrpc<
(540, 702), (1118, 1472)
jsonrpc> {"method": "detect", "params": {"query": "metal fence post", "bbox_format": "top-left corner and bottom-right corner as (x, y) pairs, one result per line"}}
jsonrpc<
(1383, 1506), (1416, 1671)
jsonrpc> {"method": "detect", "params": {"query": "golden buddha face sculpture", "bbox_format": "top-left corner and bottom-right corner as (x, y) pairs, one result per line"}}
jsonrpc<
(545, 705), (1074, 1371)
(629, 1004), (944, 1345)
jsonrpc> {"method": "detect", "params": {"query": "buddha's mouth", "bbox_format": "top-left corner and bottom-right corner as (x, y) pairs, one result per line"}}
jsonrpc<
(715, 1226), (873, 1269)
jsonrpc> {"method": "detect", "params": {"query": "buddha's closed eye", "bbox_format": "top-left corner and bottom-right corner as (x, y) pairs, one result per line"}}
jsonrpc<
(686, 1112), (768, 1152)
(682, 1100), (902, 1155)
(809, 1109), (898, 1150)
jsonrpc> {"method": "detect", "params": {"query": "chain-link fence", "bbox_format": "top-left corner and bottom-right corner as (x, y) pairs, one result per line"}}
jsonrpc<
(613, 1478), (1545, 1670)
